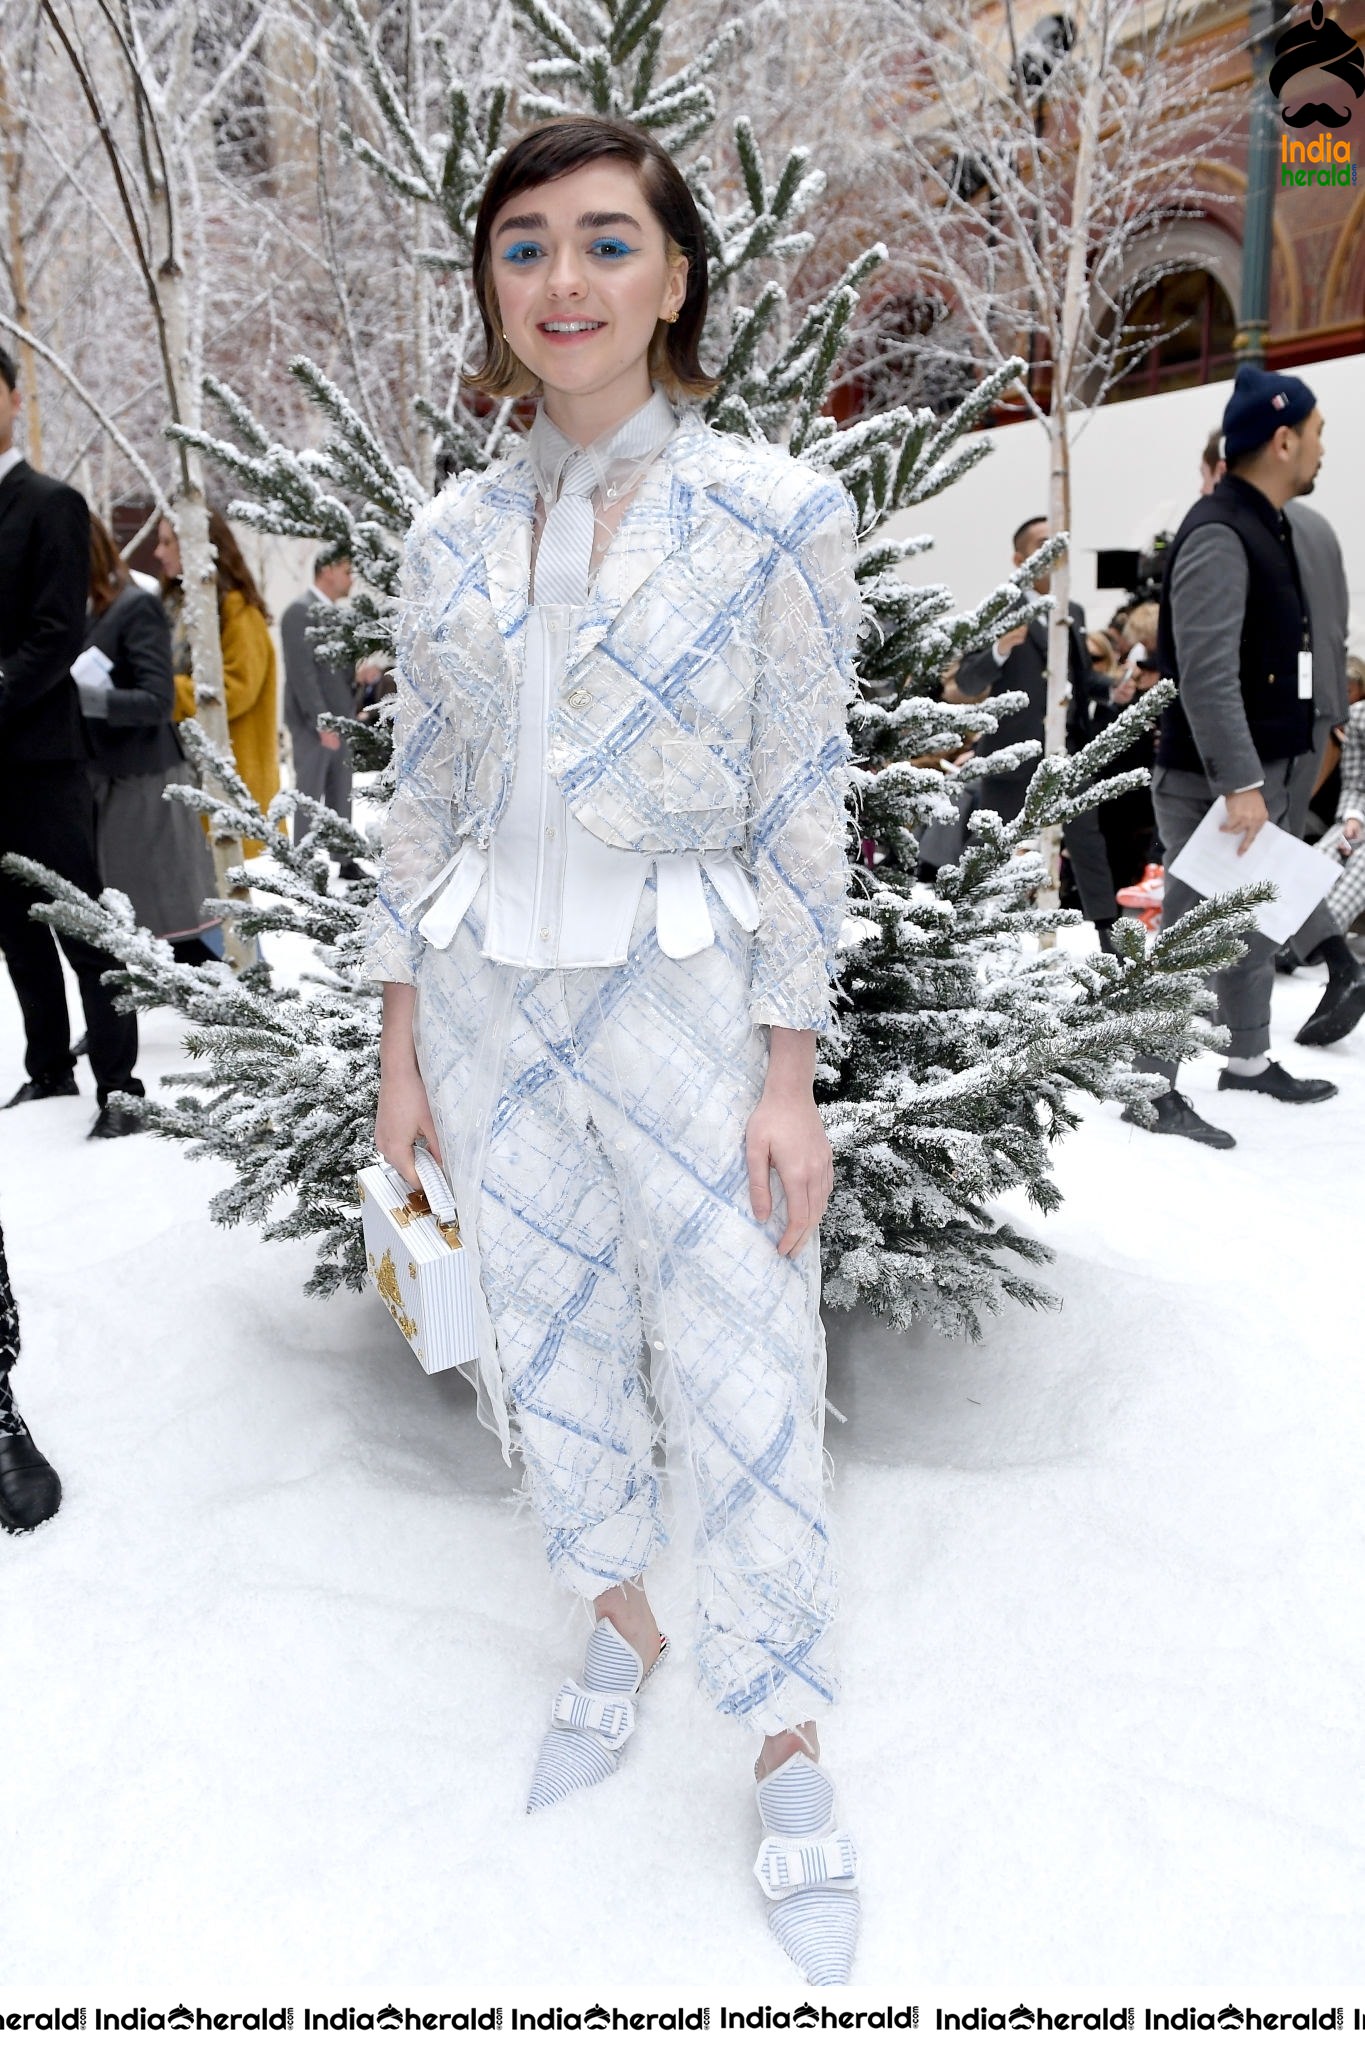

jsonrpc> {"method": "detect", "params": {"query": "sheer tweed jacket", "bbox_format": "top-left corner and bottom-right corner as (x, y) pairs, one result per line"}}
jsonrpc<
(366, 411), (862, 1032)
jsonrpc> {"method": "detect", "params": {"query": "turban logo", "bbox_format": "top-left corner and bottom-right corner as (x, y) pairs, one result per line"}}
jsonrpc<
(1269, 1), (1365, 129)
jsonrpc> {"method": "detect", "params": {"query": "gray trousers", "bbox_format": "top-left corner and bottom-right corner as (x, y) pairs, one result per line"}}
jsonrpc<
(975, 772), (1119, 925)
(289, 723), (353, 821)
(1143, 758), (1297, 1079)
(1287, 713), (1339, 961)
(1061, 803), (1120, 925)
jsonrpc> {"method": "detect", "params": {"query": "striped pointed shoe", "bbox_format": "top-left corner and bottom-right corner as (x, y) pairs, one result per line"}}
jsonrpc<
(753, 1752), (860, 1985)
(525, 1617), (668, 1814)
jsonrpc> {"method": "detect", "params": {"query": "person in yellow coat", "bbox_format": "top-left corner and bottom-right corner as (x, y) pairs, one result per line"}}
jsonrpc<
(153, 508), (280, 858)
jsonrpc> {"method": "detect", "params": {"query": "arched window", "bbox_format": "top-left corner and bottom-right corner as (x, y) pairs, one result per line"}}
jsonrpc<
(1112, 270), (1237, 400)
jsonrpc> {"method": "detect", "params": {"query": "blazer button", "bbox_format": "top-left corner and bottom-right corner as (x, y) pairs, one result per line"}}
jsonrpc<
(567, 688), (589, 710)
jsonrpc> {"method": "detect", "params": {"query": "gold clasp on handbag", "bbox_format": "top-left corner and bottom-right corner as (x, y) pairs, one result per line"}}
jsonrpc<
(390, 1186), (462, 1249)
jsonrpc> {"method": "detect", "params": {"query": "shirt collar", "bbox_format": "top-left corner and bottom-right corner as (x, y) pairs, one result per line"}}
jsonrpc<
(0, 447), (23, 490)
(526, 387), (678, 504)
(1218, 471), (1285, 536)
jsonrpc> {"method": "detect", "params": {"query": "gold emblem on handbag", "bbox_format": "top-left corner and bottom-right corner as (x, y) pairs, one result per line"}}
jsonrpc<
(357, 1148), (478, 1374)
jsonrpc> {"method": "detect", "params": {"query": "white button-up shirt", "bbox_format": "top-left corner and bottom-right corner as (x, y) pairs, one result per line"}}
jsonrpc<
(411, 392), (762, 969)
(481, 392), (675, 968)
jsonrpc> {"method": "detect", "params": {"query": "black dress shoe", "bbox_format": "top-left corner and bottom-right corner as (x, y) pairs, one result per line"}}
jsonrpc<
(0, 1430), (62, 1533)
(1295, 968), (1365, 1048)
(1217, 1060), (1337, 1104)
(1122, 1089), (1236, 1149)
(5, 1072), (78, 1108)
(89, 1099), (144, 1139)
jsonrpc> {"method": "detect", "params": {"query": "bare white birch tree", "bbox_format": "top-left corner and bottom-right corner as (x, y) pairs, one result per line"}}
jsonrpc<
(858, 0), (1236, 890)
(20, 0), (291, 960)
(0, 20), (46, 464)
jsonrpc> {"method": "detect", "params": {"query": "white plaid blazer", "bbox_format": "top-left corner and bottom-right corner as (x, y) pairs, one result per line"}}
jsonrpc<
(366, 412), (861, 1031)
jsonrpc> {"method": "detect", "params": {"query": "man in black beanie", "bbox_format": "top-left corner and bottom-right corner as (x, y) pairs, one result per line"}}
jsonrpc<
(1126, 364), (1337, 1148)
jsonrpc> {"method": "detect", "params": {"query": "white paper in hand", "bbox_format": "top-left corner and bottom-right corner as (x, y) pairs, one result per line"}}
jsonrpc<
(70, 645), (114, 689)
(1167, 797), (1339, 943)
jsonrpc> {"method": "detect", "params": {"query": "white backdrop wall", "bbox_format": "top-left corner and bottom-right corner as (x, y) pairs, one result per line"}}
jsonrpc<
(886, 351), (1365, 658)
(244, 349), (1364, 757)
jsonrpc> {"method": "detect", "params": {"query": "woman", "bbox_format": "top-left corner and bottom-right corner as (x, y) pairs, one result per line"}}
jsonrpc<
(75, 516), (220, 961)
(1094, 604), (1161, 891)
(154, 509), (280, 858)
(367, 118), (861, 1982)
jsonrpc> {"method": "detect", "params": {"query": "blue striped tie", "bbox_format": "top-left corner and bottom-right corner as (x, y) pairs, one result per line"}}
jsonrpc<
(534, 448), (599, 606)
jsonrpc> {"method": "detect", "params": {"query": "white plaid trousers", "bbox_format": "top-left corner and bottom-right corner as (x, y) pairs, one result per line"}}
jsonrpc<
(414, 884), (837, 1736)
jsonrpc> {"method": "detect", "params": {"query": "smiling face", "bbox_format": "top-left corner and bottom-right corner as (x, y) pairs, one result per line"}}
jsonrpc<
(489, 160), (688, 430)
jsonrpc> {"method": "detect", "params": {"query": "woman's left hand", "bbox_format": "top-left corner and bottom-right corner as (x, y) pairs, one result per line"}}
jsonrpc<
(746, 1028), (834, 1257)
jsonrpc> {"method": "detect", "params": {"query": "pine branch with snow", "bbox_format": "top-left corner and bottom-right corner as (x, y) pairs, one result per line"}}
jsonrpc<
(17, 0), (1251, 1337)
(2, 724), (382, 1297)
(820, 686), (1271, 1332)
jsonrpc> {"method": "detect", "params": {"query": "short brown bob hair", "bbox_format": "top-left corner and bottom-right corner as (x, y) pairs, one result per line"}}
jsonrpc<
(467, 117), (715, 403)
(88, 513), (131, 617)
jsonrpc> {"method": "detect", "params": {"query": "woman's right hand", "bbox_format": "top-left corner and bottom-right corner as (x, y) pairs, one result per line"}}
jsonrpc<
(376, 981), (442, 1186)
(375, 1066), (443, 1188)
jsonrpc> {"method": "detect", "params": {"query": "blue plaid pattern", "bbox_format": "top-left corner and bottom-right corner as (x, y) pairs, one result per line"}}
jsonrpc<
(366, 413), (859, 1033)
(415, 884), (837, 1736)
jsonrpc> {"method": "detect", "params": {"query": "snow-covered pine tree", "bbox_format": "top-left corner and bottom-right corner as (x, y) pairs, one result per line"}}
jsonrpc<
(11, 0), (1263, 1327)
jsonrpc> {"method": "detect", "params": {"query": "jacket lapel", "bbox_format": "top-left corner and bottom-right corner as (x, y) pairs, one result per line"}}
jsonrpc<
(565, 419), (731, 673)
(568, 461), (680, 669)
(473, 458), (535, 645)
(466, 419), (737, 682)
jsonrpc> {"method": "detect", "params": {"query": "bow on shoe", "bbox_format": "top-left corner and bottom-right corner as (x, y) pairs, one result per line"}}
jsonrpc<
(551, 1680), (636, 1750)
(525, 1617), (668, 1814)
(755, 1829), (858, 1899)
(753, 1752), (861, 1986)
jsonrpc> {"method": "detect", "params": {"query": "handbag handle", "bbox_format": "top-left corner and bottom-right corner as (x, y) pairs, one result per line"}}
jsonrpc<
(411, 1144), (458, 1226)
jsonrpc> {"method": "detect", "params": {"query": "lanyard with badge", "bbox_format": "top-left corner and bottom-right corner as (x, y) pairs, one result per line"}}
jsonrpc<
(1282, 513), (1314, 702)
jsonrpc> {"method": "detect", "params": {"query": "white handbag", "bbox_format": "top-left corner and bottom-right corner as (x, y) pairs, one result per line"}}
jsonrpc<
(357, 1149), (479, 1375)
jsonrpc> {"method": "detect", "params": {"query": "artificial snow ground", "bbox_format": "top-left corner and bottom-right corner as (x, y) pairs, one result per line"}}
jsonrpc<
(4, 939), (1364, 1996)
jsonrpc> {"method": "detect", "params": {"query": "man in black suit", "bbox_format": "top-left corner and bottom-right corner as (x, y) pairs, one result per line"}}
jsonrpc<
(0, 343), (143, 1138)
(955, 516), (1119, 944)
